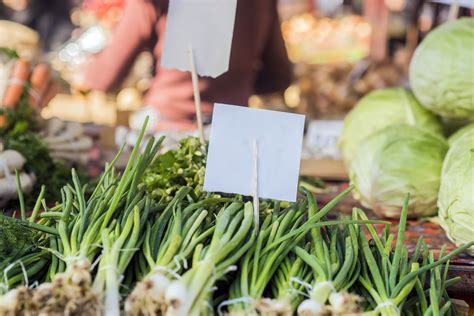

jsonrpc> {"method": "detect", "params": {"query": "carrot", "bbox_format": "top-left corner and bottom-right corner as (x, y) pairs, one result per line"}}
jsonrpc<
(28, 63), (51, 107)
(2, 59), (30, 108)
(39, 81), (57, 108)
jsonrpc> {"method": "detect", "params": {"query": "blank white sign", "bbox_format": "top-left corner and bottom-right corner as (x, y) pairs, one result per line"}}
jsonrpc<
(430, 0), (474, 8)
(161, 0), (237, 78)
(204, 104), (305, 202)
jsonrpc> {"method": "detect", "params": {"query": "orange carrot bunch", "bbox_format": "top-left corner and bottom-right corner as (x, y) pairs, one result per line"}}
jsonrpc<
(2, 60), (52, 109)
(0, 54), (55, 127)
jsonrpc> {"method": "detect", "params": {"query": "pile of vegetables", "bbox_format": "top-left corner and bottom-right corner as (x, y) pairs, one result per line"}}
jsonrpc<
(339, 18), (474, 221)
(0, 48), (89, 206)
(0, 119), (472, 316)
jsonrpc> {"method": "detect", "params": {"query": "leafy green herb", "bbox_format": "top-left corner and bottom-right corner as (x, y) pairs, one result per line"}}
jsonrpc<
(143, 137), (207, 202)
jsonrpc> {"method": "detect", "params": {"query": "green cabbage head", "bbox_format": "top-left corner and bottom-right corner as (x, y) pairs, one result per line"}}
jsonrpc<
(438, 124), (474, 255)
(339, 87), (442, 167)
(410, 18), (474, 119)
(350, 124), (448, 218)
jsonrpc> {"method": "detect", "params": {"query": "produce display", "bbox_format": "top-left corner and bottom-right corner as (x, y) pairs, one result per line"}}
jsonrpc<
(0, 48), (90, 206)
(341, 18), (474, 223)
(410, 18), (474, 120)
(281, 14), (371, 65)
(254, 58), (406, 120)
(298, 59), (407, 118)
(338, 87), (442, 167)
(438, 124), (474, 255)
(0, 120), (472, 316)
(350, 124), (448, 218)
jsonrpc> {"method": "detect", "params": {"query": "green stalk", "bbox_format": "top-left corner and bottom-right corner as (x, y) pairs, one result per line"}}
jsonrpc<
(15, 170), (26, 220)
(29, 185), (45, 222)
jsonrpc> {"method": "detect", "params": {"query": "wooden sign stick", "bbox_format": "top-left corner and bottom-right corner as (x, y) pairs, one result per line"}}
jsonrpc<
(187, 47), (205, 145)
(448, 0), (460, 21)
(252, 139), (260, 233)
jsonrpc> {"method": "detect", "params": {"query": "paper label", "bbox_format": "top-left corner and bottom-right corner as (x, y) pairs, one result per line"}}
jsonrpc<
(430, 0), (474, 8)
(304, 120), (343, 159)
(204, 104), (305, 202)
(161, 0), (237, 78)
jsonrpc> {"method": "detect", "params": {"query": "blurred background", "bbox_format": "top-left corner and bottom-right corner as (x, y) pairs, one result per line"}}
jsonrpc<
(1, 0), (472, 126)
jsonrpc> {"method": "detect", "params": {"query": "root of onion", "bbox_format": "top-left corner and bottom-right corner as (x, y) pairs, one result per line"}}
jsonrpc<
(124, 272), (172, 316)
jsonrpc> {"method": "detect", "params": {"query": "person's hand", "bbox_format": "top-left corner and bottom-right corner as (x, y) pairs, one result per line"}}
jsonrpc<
(69, 62), (92, 96)
(155, 120), (197, 131)
(129, 106), (197, 132)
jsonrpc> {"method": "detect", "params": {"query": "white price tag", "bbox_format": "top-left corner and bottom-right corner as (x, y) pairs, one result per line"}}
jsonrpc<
(204, 104), (305, 202)
(430, 0), (474, 9)
(161, 0), (237, 78)
(305, 120), (344, 159)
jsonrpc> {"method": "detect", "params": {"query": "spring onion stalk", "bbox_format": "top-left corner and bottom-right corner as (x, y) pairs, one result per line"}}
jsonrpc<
(227, 202), (307, 315)
(295, 188), (362, 315)
(355, 195), (474, 316)
(164, 201), (256, 316)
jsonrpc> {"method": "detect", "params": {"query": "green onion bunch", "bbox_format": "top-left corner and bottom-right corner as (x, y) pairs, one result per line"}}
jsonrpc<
(124, 188), (229, 315)
(0, 118), (162, 315)
(294, 189), (362, 315)
(164, 201), (257, 315)
(226, 202), (307, 315)
(354, 195), (471, 316)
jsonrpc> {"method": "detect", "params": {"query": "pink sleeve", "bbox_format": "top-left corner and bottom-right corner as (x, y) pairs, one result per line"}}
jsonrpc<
(84, 0), (159, 92)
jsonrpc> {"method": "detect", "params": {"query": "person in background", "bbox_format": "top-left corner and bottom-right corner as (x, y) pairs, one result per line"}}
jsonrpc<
(0, 0), (75, 52)
(79, 0), (292, 131)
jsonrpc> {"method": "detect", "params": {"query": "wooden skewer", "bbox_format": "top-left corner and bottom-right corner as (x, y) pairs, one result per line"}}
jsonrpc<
(252, 139), (260, 234)
(448, 0), (460, 21)
(187, 47), (205, 145)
